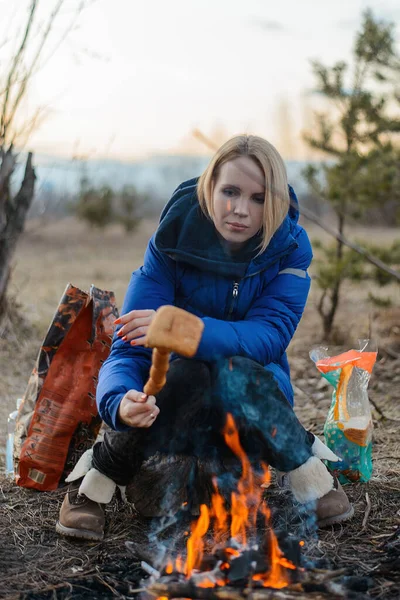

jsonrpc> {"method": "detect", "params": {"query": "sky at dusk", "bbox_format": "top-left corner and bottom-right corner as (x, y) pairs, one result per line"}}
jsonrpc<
(1, 0), (399, 160)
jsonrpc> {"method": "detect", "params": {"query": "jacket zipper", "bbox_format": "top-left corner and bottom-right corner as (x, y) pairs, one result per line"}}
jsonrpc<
(228, 243), (298, 317)
(228, 281), (240, 317)
(228, 244), (297, 317)
(226, 243), (297, 317)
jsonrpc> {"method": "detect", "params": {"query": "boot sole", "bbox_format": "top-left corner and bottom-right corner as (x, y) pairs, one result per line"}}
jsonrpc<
(317, 505), (354, 528)
(56, 521), (104, 541)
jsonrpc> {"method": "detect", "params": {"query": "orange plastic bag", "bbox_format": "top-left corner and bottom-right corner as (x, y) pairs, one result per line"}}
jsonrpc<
(14, 284), (118, 490)
(310, 340), (377, 483)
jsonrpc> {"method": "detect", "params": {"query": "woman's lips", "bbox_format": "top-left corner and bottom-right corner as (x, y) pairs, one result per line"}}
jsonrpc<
(227, 222), (248, 232)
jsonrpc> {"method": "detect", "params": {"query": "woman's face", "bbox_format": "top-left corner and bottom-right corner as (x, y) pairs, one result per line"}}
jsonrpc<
(212, 156), (265, 251)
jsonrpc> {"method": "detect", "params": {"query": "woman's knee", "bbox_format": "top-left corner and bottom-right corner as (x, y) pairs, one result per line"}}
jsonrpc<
(212, 356), (291, 412)
(212, 356), (262, 415)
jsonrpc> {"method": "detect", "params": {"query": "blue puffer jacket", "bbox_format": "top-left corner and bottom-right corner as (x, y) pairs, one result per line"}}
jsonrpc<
(97, 178), (313, 430)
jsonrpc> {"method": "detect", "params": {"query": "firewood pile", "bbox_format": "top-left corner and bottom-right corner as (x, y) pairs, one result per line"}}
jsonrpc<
(129, 538), (373, 600)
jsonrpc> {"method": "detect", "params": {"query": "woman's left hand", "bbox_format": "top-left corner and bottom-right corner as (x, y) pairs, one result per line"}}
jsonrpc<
(114, 309), (156, 346)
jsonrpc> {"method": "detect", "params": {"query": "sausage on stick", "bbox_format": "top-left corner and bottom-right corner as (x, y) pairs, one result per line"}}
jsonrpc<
(143, 306), (204, 396)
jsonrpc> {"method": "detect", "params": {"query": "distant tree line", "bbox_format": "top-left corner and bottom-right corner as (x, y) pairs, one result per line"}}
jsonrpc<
(73, 179), (148, 233)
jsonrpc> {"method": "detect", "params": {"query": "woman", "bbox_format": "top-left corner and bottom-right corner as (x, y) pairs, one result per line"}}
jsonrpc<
(56, 135), (353, 541)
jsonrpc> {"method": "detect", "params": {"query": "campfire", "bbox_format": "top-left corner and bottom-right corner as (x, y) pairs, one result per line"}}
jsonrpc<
(155, 413), (300, 590)
(127, 415), (372, 599)
(131, 413), (299, 592)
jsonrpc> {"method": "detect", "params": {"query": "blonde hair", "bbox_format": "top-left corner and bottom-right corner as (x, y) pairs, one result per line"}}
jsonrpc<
(197, 135), (290, 253)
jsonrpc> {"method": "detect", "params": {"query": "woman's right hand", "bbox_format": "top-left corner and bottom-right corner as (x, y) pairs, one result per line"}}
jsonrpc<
(118, 390), (160, 428)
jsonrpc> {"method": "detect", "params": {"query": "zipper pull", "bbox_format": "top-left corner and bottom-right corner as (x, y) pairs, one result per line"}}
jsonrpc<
(228, 282), (240, 317)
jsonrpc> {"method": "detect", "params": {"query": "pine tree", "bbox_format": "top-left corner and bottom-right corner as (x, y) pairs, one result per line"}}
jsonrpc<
(304, 10), (400, 338)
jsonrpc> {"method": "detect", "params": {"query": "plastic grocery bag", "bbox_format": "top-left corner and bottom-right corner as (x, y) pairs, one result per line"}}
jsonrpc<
(310, 340), (377, 484)
(14, 284), (118, 490)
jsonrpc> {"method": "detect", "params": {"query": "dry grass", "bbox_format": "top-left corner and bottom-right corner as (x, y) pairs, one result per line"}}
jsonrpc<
(0, 409), (399, 599)
(0, 217), (399, 598)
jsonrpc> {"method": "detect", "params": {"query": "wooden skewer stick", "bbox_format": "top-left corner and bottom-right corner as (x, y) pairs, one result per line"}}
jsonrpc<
(143, 305), (204, 396)
(144, 348), (170, 396)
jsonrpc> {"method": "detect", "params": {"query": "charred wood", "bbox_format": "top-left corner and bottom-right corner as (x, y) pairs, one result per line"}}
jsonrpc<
(146, 568), (371, 600)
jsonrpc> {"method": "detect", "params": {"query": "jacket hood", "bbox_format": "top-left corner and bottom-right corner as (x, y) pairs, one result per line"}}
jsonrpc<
(155, 177), (300, 279)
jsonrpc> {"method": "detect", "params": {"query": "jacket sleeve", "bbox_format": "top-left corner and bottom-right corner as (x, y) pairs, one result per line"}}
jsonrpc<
(195, 228), (313, 365)
(96, 235), (176, 430)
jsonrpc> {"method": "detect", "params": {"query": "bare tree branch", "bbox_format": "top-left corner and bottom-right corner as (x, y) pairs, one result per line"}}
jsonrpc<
(0, 153), (35, 307)
(4, 0), (65, 142)
(38, 0), (90, 72)
(0, 0), (38, 146)
(0, 0), (95, 317)
(299, 202), (400, 282)
(0, 146), (17, 229)
(0, 2), (97, 99)
(11, 106), (49, 149)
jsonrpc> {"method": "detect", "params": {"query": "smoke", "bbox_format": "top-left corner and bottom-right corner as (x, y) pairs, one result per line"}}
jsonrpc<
(135, 356), (320, 565)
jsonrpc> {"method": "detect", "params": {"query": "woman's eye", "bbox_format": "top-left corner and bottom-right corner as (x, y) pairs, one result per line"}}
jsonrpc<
(252, 195), (265, 204)
(222, 188), (236, 197)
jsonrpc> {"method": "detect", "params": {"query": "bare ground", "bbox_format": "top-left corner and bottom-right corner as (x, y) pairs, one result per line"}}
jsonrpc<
(0, 217), (399, 599)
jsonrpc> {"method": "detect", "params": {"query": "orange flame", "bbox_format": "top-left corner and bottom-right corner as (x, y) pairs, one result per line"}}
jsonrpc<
(225, 547), (240, 558)
(175, 555), (184, 573)
(165, 414), (294, 588)
(211, 477), (228, 540)
(260, 461), (272, 488)
(186, 503), (210, 577)
(223, 413), (260, 540)
(253, 523), (296, 588)
(198, 580), (216, 588)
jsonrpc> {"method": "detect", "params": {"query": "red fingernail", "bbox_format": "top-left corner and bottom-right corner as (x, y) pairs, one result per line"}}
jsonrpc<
(114, 318), (121, 324)
(122, 336), (127, 342)
(117, 330), (123, 336)
(130, 341), (136, 346)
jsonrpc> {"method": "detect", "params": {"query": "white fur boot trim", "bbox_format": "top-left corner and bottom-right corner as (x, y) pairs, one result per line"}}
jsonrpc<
(287, 456), (334, 504)
(65, 449), (93, 483)
(79, 468), (116, 504)
(312, 436), (340, 462)
(118, 485), (127, 503)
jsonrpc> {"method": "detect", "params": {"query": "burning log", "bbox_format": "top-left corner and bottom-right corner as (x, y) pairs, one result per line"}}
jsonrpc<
(129, 415), (300, 596)
(130, 414), (371, 600)
(146, 567), (371, 599)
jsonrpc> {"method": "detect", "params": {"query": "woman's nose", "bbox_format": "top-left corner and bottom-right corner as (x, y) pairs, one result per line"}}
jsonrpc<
(233, 195), (249, 216)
